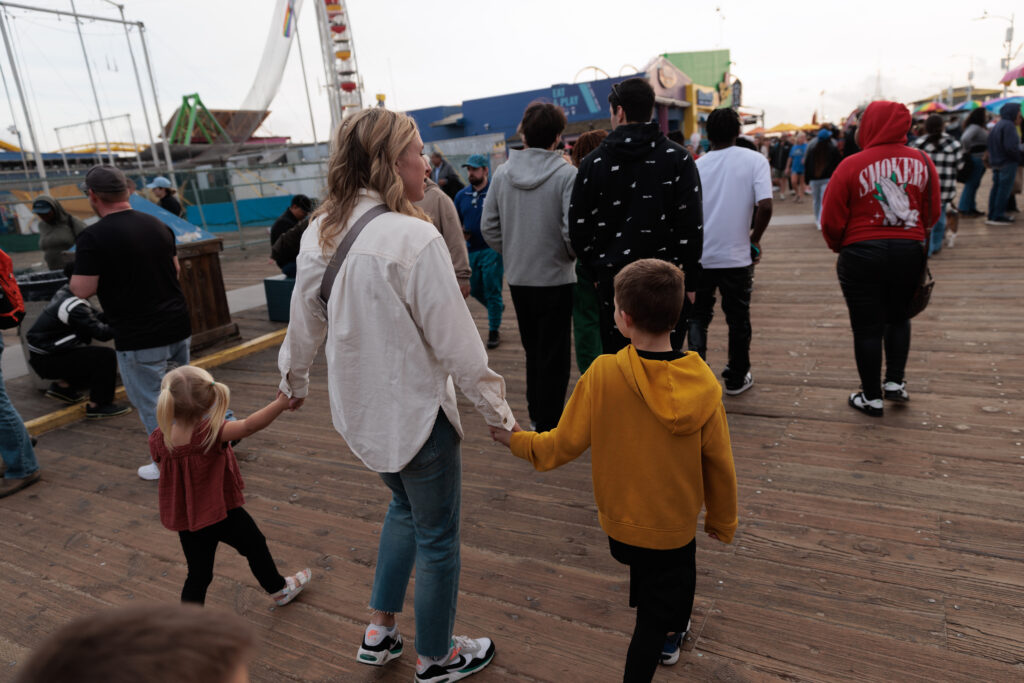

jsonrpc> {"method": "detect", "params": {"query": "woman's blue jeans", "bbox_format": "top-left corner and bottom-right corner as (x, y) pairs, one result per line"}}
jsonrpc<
(370, 410), (462, 658)
(957, 153), (985, 213)
(0, 337), (39, 480)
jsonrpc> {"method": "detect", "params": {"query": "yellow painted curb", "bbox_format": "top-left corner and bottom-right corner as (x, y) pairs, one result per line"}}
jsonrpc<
(24, 328), (287, 437)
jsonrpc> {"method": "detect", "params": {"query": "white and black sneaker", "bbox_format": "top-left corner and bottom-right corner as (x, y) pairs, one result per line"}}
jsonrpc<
(415, 635), (495, 682)
(659, 619), (691, 666)
(724, 372), (754, 396)
(883, 381), (909, 402)
(356, 624), (403, 666)
(848, 391), (883, 417)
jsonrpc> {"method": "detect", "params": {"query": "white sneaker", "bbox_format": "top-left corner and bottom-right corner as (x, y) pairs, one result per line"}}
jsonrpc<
(137, 461), (160, 480)
(945, 232), (956, 248)
(415, 635), (495, 682)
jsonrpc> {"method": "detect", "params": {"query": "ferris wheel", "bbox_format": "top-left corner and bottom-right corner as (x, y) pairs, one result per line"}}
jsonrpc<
(316, 0), (363, 125)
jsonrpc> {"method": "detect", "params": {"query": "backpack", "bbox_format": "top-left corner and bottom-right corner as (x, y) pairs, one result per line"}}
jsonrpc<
(0, 248), (26, 329)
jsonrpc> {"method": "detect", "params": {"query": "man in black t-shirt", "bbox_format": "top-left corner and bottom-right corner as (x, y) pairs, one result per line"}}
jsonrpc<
(70, 166), (191, 481)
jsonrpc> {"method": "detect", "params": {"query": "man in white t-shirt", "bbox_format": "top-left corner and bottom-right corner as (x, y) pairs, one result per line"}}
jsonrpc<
(687, 108), (773, 395)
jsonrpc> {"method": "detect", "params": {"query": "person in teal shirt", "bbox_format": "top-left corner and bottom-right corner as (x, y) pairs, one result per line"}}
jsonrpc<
(786, 132), (808, 203)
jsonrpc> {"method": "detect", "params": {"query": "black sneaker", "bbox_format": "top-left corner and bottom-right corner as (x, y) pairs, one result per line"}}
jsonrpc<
(85, 403), (133, 420)
(415, 636), (495, 683)
(848, 391), (883, 417)
(724, 372), (754, 396)
(356, 626), (403, 666)
(883, 381), (909, 402)
(486, 330), (500, 349)
(45, 383), (85, 404)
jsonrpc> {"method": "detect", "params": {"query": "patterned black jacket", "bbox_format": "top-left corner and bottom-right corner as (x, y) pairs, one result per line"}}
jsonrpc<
(26, 284), (113, 355)
(569, 122), (703, 291)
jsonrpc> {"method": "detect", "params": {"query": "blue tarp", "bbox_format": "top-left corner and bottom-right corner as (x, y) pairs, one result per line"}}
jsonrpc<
(185, 195), (292, 232)
(129, 194), (216, 244)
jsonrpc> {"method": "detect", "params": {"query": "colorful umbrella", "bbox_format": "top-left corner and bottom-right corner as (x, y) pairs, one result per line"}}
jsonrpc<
(983, 95), (1024, 113)
(999, 61), (1024, 85)
(914, 101), (949, 113)
(954, 100), (982, 111)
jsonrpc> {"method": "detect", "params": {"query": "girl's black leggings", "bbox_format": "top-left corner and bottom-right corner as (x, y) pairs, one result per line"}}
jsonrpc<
(178, 507), (285, 604)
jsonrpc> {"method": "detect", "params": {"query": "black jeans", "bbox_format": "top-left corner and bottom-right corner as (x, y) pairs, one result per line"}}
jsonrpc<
(686, 266), (754, 380)
(509, 284), (574, 431)
(610, 538), (697, 683)
(595, 277), (689, 354)
(836, 239), (924, 400)
(178, 507), (285, 604)
(29, 346), (117, 405)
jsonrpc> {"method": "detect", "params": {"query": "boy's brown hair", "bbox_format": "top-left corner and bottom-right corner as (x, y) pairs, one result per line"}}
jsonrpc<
(14, 604), (255, 683)
(613, 258), (685, 333)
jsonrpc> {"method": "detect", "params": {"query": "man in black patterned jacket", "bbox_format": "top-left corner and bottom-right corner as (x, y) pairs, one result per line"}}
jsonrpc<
(569, 78), (703, 353)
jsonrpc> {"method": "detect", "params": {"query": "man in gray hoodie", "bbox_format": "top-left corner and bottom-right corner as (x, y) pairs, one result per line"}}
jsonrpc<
(31, 195), (87, 270)
(482, 103), (577, 431)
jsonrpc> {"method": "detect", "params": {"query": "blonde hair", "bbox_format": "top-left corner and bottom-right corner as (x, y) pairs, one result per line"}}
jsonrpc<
(156, 366), (230, 453)
(314, 108), (428, 255)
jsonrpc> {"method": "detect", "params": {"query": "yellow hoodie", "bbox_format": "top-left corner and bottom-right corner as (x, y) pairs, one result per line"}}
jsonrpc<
(510, 345), (738, 549)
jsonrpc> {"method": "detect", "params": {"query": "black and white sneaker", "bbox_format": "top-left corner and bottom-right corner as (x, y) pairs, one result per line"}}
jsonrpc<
(659, 619), (691, 666)
(882, 381), (909, 402)
(724, 372), (754, 396)
(415, 635), (495, 682)
(45, 382), (85, 404)
(848, 391), (883, 417)
(85, 403), (133, 420)
(356, 625), (403, 666)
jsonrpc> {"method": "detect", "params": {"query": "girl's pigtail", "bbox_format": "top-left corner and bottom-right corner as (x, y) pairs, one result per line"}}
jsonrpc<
(202, 381), (232, 452)
(155, 378), (177, 451)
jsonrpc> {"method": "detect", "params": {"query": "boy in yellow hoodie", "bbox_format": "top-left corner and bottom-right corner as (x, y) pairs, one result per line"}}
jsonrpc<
(491, 258), (737, 682)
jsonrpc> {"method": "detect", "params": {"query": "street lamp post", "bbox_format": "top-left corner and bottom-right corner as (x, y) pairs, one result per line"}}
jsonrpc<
(975, 11), (1017, 97)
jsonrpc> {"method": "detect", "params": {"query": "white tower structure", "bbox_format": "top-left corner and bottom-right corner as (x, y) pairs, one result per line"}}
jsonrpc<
(315, 0), (363, 131)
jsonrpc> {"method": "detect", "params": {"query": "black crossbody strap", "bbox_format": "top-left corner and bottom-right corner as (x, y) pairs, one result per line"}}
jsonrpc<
(317, 204), (390, 314)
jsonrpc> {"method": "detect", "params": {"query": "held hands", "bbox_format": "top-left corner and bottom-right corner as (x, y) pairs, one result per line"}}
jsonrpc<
(489, 421), (523, 447)
(276, 391), (305, 411)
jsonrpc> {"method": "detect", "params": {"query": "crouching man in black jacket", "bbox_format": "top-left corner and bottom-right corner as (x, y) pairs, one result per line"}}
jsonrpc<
(26, 266), (131, 419)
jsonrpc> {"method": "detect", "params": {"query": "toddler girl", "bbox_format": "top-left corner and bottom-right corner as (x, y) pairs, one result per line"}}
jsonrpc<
(151, 365), (310, 606)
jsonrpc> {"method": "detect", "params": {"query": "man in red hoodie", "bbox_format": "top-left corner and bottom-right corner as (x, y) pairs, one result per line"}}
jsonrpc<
(820, 101), (940, 417)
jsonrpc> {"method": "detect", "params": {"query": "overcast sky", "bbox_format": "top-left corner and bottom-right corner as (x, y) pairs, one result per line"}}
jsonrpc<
(1, 0), (1022, 152)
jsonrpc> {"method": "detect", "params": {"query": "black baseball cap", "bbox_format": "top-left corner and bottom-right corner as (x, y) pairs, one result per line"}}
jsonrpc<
(79, 165), (128, 194)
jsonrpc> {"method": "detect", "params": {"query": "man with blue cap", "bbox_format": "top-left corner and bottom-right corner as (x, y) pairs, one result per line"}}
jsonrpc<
(454, 154), (504, 349)
(145, 176), (185, 218)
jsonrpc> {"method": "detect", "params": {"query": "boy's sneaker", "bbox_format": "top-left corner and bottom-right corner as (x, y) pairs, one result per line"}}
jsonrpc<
(848, 391), (883, 417)
(85, 402), (133, 420)
(659, 619), (691, 666)
(415, 635), (495, 683)
(356, 624), (403, 666)
(137, 461), (160, 480)
(883, 381), (909, 402)
(724, 372), (754, 396)
(272, 568), (312, 606)
(45, 382), (85, 404)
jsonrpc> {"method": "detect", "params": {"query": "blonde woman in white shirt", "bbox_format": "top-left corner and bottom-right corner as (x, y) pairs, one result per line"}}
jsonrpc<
(278, 108), (514, 683)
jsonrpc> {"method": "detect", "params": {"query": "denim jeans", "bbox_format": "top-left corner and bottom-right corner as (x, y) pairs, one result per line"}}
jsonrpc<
(928, 211), (947, 256)
(988, 162), (1018, 220)
(957, 153), (986, 213)
(468, 248), (504, 332)
(370, 410), (461, 658)
(116, 337), (190, 436)
(0, 337), (39, 480)
(810, 178), (829, 224)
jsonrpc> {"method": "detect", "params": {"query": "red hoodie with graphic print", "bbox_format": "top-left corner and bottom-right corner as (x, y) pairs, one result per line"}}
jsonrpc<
(821, 101), (941, 252)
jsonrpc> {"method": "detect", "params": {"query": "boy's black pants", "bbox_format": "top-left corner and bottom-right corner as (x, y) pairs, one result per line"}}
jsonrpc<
(508, 284), (573, 432)
(29, 346), (116, 405)
(178, 507), (285, 604)
(610, 537), (697, 683)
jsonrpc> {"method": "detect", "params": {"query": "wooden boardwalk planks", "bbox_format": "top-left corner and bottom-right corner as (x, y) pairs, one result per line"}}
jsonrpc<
(2, 202), (1023, 681)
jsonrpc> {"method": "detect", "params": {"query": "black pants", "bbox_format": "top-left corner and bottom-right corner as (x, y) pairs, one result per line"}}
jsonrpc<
(508, 284), (573, 431)
(178, 507), (285, 605)
(595, 278), (689, 354)
(836, 240), (924, 401)
(610, 538), (697, 683)
(29, 346), (116, 405)
(686, 266), (754, 380)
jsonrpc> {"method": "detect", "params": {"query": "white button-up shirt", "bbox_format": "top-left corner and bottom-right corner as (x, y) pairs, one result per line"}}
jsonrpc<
(278, 191), (515, 473)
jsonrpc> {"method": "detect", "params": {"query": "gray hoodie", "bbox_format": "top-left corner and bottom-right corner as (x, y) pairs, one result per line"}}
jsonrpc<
(481, 148), (577, 286)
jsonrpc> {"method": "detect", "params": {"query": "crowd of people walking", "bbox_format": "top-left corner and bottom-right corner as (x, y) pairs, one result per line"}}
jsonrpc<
(1, 81), (1022, 683)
